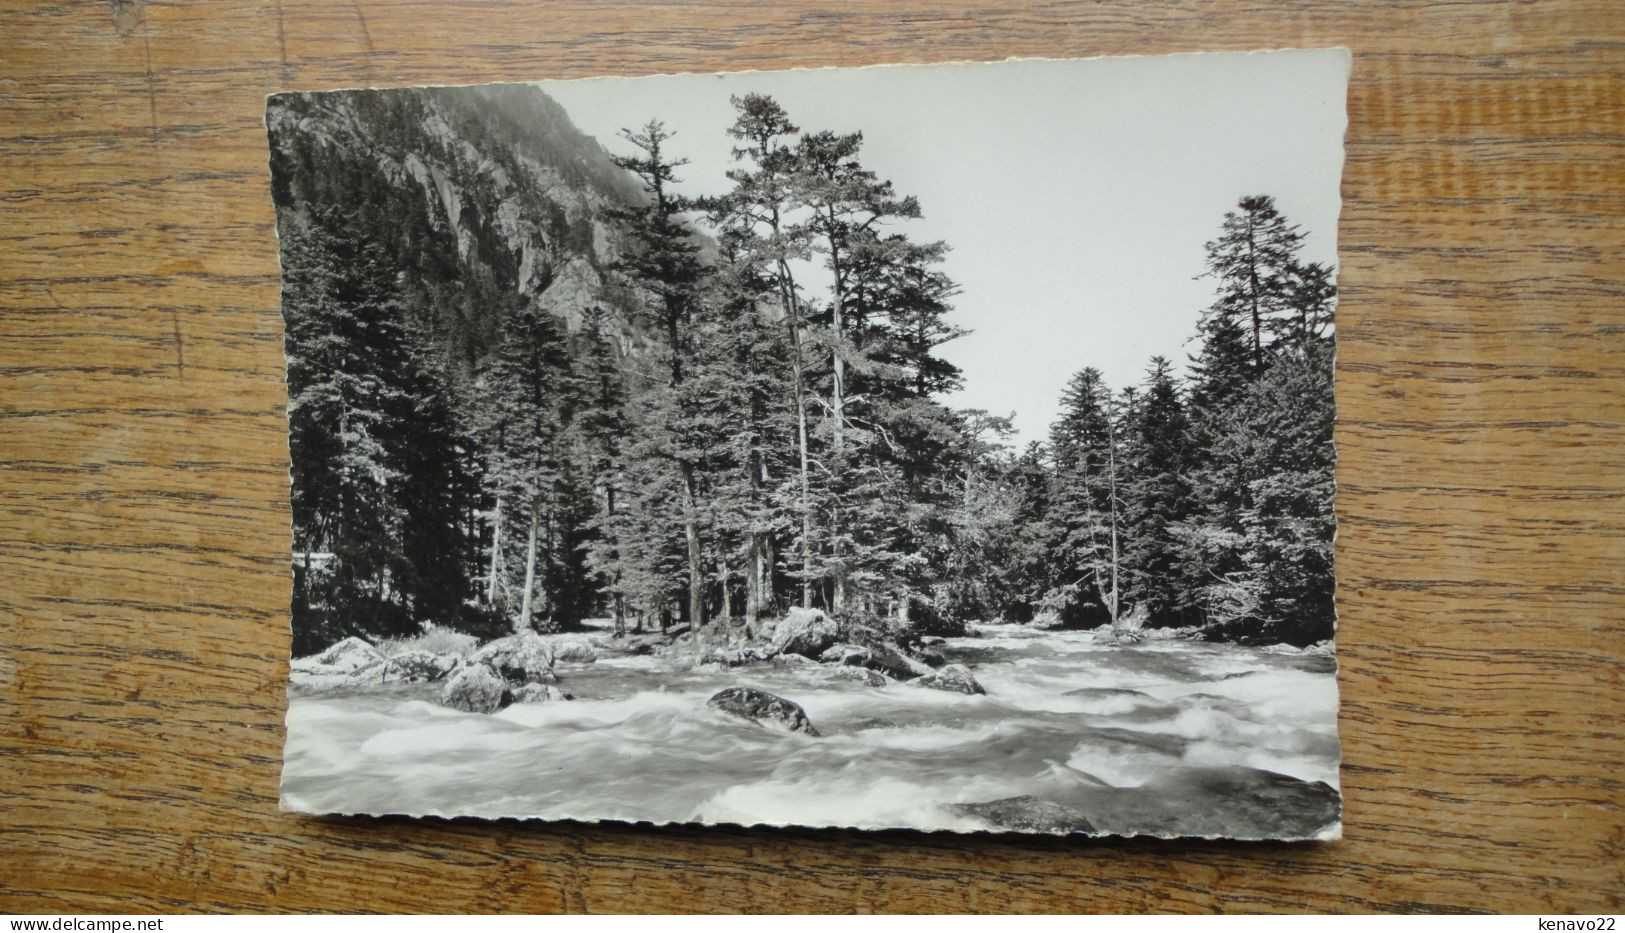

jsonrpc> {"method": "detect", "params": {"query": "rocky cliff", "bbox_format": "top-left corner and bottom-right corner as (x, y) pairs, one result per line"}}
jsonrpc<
(267, 82), (655, 369)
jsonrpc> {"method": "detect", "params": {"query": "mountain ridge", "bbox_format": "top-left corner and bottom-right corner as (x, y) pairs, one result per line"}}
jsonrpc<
(267, 83), (657, 370)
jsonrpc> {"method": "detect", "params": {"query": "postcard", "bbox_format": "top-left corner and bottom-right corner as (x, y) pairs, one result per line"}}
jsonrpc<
(271, 48), (1348, 839)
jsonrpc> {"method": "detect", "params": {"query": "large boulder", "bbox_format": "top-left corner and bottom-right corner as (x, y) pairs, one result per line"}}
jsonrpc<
(379, 649), (461, 684)
(707, 687), (820, 736)
(828, 665), (890, 688)
(950, 796), (1096, 834)
(469, 631), (556, 685)
(909, 663), (985, 695)
(699, 646), (769, 668)
(289, 637), (389, 689)
(512, 683), (570, 703)
(770, 607), (841, 659)
(865, 642), (934, 680)
(819, 643), (871, 666)
(818, 640), (932, 680)
(771, 652), (819, 669)
(440, 663), (513, 714)
(305, 636), (386, 673)
(548, 637), (598, 664)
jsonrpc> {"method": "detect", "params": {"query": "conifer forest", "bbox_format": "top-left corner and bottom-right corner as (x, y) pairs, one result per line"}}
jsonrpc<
(271, 73), (1343, 838)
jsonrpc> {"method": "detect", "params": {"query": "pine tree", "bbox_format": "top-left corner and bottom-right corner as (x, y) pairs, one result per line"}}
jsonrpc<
(1175, 196), (1338, 644)
(1118, 357), (1194, 627)
(1005, 441), (1057, 622)
(843, 236), (968, 624)
(1281, 259), (1338, 348)
(1234, 337), (1336, 644)
(609, 119), (711, 627)
(692, 229), (795, 623)
(1044, 367), (1118, 627)
(1201, 195), (1305, 371)
(714, 94), (820, 608)
(388, 308), (481, 633)
(939, 411), (1021, 625)
(284, 205), (413, 652)
(572, 308), (634, 634)
(475, 302), (572, 632)
(793, 131), (925, 611)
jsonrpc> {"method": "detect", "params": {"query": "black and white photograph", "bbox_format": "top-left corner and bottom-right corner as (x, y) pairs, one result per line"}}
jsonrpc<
(270, 49), (1349, 840)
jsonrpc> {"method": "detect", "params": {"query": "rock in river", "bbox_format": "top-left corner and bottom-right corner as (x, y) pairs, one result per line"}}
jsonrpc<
(699, 646), (769, 668)
(909, 663), (985, 695)
(512, 683), (570, 703)
(819, 641), (931, 680)
(440, 663), (513, 713)
(707, 687), (820, 736)
(951, 795), (1097, 834)
(827, 665), (890, 688)
(770, 607), (841, 659)
(289, 637), (390, 689)
(293, 636), (385, 674)
(312, 636), (386, 672)
(548, 637), (598, 664)
(379, 649), (461, 684)
(469, 631), (556, 685)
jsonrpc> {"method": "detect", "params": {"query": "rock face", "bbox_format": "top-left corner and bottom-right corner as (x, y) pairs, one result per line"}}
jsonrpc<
(707, 687), (820, 736)
(770, 607), (841, 659)
(379, 649), (461, 684)
(470, 631), (557, 685)
(267, 84), (656, 349)
(909, 663), (985, 695)
(950, 796), (1097, 834)
(512, 683), (570, 703)
(440, 663), (513, 714)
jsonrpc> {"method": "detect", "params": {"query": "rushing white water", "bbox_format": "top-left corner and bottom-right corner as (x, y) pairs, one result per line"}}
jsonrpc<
(282, 624), (1341, 839)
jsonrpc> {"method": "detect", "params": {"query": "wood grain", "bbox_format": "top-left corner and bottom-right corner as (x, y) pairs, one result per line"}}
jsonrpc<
(2, 0), (1621, 914)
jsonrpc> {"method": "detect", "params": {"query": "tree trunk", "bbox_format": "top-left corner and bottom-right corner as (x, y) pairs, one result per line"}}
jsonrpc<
(719, 554), (733, 623)
(759, 457), (776, 611)
(828, 230), (847, 611)
(780, 262), (815, 609)
(540, 505), (556, 631)
(680, 460), (705, 627)
(1107, 425), (1120, 624)
(517, 504), (539, 633)
(606, 484), (624, 636)
(1247, 216), (1263, 370)
(745, 533), (762, 622)
(832, 553), (846, 612)
(486, 494), (504, 606)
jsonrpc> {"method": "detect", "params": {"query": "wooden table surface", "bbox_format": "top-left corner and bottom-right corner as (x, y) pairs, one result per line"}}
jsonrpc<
(3, 0), (1621, 914)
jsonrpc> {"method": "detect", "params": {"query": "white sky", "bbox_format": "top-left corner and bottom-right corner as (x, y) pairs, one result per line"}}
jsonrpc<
(539, 49), (1348, 445)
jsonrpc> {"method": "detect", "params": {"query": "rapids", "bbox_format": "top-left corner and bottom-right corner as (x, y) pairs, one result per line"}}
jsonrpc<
(281, 623), (1341, 839)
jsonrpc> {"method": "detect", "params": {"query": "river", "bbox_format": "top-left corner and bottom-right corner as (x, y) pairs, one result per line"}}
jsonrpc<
(281, 623), (1341, 839)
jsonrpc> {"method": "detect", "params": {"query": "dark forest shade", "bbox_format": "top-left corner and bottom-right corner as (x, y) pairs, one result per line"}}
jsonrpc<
(269, 84), (1337, 657)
